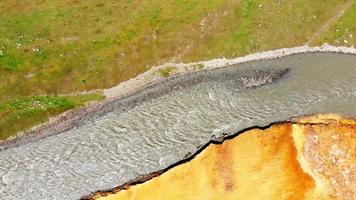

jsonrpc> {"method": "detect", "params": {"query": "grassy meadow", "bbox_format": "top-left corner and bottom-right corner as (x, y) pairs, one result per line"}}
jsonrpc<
(0, 0), (355, 139)
(0, 93), (103, 140)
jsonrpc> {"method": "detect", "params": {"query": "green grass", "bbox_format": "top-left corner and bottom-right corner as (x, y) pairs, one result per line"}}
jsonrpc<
(312, 1), (356, 46)
(183, 0), (355, 61)
(0, 93), (103, 140)
(0, 0), (224, 101)
(157, 66), (176, 77)
(0, 0), (355, 140)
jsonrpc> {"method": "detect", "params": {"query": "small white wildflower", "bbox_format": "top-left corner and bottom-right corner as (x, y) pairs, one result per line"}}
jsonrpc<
(32, 47), (40, 52)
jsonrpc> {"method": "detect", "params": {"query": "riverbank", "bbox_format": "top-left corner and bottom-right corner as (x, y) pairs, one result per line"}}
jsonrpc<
(1, 0), (355, 143)
(1, 45), (355, 151)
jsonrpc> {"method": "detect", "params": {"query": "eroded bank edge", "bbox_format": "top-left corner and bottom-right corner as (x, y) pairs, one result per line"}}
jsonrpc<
(81, 113), (356, 199)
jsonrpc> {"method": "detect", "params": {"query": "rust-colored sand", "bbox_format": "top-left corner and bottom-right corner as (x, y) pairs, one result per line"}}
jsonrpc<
(94, 115), (356, 200)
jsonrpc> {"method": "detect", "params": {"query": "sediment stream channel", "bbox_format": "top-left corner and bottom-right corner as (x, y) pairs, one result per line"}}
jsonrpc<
(0, 52), (356, 199)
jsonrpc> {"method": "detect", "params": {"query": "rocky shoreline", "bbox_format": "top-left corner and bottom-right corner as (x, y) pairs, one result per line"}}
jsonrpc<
(1, 44), (355, 151)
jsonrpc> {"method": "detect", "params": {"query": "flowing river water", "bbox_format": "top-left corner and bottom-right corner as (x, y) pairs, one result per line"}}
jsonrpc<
(0, 52), (356, 199)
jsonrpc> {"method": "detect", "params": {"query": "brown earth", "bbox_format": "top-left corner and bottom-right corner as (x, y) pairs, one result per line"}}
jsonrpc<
(89, 114), (356, 200)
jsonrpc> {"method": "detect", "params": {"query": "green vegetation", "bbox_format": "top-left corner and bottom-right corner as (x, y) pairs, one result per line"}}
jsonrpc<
(184, 0), (355, 61)
(312, 1), (356, 46)
(157, 66), (176, 77)
(0, 93), (103, 140)
(193, 64), (204, 70)
(0, 0), (224, 100)
(0, 0), (355, 139)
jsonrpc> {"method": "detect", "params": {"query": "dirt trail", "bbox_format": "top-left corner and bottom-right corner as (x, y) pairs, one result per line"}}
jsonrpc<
(308, 0), (353, 44)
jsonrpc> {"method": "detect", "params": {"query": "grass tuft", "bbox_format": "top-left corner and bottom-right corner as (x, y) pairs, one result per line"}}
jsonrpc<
(157, 66), (176, 78)
(193, 63), (204, 70)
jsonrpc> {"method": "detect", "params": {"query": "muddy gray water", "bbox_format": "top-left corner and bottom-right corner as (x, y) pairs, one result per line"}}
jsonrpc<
(0, 53), (356, 200)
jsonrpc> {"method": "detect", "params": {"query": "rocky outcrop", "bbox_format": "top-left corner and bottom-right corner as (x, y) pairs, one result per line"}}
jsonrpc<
(88, 114), (356, 200)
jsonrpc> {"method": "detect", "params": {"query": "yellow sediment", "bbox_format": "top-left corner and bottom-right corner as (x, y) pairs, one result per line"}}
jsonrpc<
(95, 114), (356, 200)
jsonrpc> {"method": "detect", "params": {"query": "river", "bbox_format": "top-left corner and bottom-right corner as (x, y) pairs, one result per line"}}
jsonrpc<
(0, 52), (356, 199)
